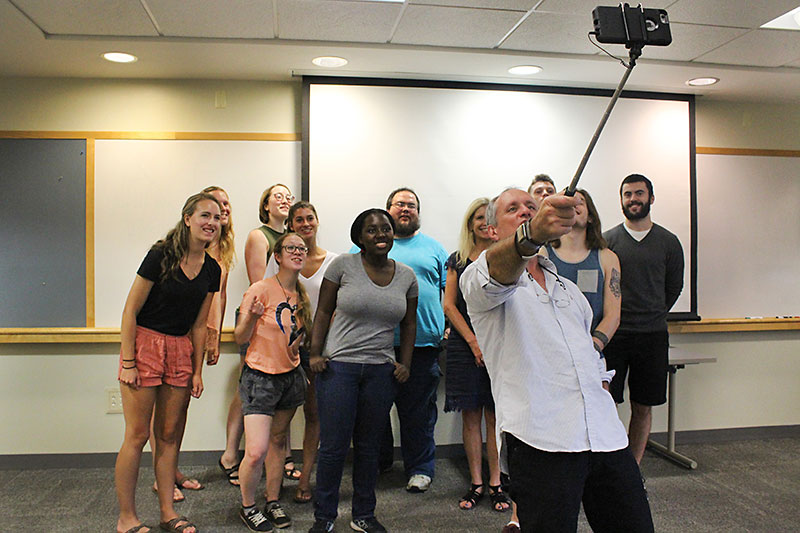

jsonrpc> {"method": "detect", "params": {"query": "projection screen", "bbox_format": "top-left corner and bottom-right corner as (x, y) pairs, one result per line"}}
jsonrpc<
(304, 77), (697, 319)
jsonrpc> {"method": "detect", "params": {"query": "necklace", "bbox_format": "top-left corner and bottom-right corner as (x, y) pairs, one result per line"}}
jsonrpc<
(275, 276), (299, 339)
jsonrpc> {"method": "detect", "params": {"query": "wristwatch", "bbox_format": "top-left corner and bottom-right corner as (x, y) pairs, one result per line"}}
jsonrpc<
(515, 220), (544, 259)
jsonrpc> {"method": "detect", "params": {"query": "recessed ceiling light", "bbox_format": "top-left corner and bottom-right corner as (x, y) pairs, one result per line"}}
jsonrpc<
(508, 65), (543, 75)
(761, 6), (800, 30)
(312, 56), (348, 68)
(102, 52), (137, 63)
(686, 77), (719, 87)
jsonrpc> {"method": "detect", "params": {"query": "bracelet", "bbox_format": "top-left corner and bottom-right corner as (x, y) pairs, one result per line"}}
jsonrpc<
(122, 359), (135, 362)
(591, 330), (609, 348)
(122, 364), (136, 370)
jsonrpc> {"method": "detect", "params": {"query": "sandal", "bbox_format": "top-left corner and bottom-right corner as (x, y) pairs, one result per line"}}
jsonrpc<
(283, 457), (302, 481)
(489, 484), (512, 512)
(459, 483), (484, 510)
(294, 486), (313, 504)
(122, 525), (151, 533)
(159, 516), (197, 532)
(152, 483), (185, 503)
(175, 476), (205, 491)
(218, 457), (240, 486)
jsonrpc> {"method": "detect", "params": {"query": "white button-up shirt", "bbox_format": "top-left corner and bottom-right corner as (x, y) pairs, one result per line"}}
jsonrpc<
(461, 252), (628, 455)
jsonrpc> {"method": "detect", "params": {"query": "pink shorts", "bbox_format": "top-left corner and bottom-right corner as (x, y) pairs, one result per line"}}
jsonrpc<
(118, 326), (194, 387)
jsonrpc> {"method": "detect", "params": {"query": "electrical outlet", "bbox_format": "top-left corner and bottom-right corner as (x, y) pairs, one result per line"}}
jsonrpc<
(106, 387), (123, 414)
(215, 90), (227, 109)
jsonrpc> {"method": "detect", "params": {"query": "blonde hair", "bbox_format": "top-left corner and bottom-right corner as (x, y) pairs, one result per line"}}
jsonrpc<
(455, 197), (490, 268)
(202, 185), (236, 271)
(153, 192), (221, 282)
(273, 232), (313, 349)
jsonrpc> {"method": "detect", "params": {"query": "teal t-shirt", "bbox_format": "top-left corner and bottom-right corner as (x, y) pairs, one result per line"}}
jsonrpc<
(351, 232), (447, 347)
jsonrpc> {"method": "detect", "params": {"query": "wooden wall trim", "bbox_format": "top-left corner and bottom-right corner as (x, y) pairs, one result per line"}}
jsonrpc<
(85, 138), (95, 327)
(0, 328), (236, 344)
(2, 320), (798, 344)
(697, 147), (800, 157)
(0, 131), (300, 141)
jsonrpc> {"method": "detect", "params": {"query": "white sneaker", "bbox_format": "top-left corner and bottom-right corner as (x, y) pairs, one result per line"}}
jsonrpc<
(405, 474), (431, 493)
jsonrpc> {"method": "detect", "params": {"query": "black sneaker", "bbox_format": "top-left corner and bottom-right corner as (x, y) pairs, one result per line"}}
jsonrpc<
(264, 501), (292, 529)
(240, 505), (274, 532)
(309, 518), (335, 533)
(350, 517), (387, 533)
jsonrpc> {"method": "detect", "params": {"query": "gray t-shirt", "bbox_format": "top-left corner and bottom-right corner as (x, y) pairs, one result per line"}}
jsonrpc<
(322, 253), (418, 364)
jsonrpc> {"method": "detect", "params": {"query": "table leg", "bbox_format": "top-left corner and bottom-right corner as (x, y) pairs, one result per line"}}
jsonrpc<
(646, 365), (698, 470)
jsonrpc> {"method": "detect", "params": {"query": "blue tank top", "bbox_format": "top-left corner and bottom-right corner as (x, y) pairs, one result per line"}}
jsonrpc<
(546, 245), (604, 332)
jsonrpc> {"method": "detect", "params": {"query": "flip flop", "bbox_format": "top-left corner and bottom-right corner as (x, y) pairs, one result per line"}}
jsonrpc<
(159, 516), (196, 532)
(121, 524), (151, 533)
(294, 486), (313, 504)
(175, 477), (205, 491)
(218, 457), (240, 486)
(153, 483), (185, 503)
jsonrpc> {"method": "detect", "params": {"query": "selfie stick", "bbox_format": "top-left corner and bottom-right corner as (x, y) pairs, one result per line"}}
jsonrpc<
(565, 44), (643, 197)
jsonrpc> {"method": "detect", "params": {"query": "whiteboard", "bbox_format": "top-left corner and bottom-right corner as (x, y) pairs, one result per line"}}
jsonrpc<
(696, 153), (800, 318)
(94, 139), (300, 327)
(307, 81), (694, 315)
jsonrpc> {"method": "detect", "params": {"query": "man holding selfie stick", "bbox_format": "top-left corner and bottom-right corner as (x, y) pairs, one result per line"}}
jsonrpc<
(461, 188), (653, 533)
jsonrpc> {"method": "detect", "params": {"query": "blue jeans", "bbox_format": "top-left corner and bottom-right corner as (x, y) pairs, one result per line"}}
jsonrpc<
(314, 360), (396, 522)
(380, 347), (440, 478)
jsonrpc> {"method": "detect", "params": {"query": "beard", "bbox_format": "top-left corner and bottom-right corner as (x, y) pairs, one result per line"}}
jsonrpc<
(623, 200), (651, 221)
(394, 217), (420, 237)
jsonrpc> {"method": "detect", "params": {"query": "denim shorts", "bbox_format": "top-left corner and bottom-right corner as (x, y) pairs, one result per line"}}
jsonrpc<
(239, 364), (306, 416)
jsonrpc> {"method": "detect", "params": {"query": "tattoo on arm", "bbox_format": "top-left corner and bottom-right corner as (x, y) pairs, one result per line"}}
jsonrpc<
(610, 268), (621, 299)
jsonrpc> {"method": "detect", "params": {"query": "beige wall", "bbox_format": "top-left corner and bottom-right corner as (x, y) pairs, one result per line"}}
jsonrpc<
(695, 98), (800, 150)
(0, 77), (300, 133)
(1, 77), (798, 455)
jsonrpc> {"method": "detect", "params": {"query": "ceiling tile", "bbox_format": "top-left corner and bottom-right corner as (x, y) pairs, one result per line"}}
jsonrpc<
(667, 0), (800, 29)
(408, 0), (536, 9)
(276, 0), (401, 43)
(694, 29), (800, 67)
(536, 0), (672, 16)
(147, 0), (274, 39)
(500, 11), (598, 54)
(638, 22), (748, 62)
(14, 0), (157, 36)
(392, 5), (523, 48)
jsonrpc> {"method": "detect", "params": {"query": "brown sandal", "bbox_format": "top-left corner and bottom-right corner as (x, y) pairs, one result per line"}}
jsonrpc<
(175, 477), (204, 491)
(152, 483), (185, 503)
(122, 525), (151, 533)
(294, 486), (313, 504)
(159, 516), (197, 532)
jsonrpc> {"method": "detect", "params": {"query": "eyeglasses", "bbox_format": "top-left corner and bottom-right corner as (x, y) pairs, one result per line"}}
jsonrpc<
(529, 266), (573, 308)
(391, 201), (418, 211)
(272, 193), (295, 203)
(536, 292), (571, 308)
(283, 245), (308, 254)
